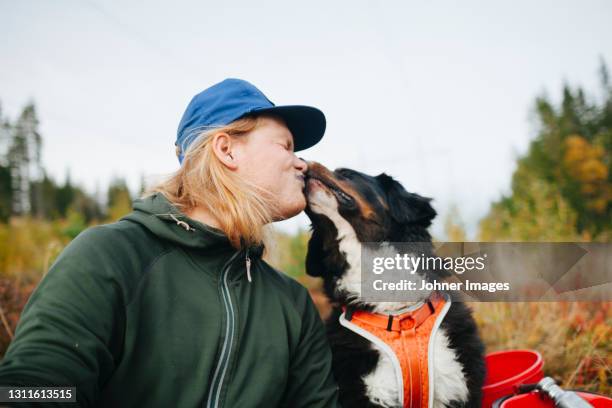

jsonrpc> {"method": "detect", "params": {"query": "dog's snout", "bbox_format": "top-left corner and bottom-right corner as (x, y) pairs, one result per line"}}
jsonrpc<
(305, 161), (333, 179)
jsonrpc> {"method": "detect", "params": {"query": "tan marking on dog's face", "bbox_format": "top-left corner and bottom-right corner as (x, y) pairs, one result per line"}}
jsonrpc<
(307, 162), (377, 220)
(377, 194), (389, 210)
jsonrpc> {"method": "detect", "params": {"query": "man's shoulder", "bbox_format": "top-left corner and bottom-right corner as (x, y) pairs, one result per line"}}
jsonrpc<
(70, 219), (164, 251)
(55, 220), (171, 278)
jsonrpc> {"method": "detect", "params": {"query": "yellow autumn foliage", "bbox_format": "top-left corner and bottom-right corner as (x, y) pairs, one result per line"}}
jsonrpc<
(479, 178), (582, 241)
(563, 135), (609, 214)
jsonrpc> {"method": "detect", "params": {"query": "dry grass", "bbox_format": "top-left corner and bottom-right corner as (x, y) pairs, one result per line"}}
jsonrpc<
(0, 278), (36, 355)
(472, 301), (611, 395)
(0, 217), (73, 283)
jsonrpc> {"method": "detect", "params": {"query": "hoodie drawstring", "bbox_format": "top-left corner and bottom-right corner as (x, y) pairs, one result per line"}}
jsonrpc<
(245, 248), (252, 283)
(169, 214), (194, 231)
(167, 216), (253, 282)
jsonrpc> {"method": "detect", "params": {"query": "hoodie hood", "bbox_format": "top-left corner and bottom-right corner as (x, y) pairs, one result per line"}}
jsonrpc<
(122, 192), (235, 252)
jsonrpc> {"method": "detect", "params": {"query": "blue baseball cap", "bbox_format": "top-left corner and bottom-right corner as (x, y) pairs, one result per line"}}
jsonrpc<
(175, 78), (326, 164)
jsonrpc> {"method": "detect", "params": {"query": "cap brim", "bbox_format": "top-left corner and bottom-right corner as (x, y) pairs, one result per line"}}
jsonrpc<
(252, 105), (326, 152)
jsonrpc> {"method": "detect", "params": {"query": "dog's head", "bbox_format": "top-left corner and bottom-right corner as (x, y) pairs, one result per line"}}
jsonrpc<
(304, 162), (437, 301)
(305, 162), (436, 243)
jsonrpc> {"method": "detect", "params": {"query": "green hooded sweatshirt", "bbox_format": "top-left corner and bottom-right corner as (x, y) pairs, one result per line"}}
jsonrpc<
(0, 193), (340, 407)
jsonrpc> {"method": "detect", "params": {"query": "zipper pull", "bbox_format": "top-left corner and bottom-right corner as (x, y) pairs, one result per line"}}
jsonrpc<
(245, 250), (252, 283)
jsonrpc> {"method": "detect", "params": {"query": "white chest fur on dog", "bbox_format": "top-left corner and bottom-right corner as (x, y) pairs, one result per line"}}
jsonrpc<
(363, 329), (469, 408)
(309, 188), (469, 407)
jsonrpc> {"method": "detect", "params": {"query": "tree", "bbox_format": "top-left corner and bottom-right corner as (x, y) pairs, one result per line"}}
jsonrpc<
(8, 104), (42, 216)
(28, 172), (58, 219)
(0, 107), (11, 222)
(0, 100), (105, 223)
(0, 166), (10, 223)
(480, 60), (611, 241)
(55, 171), (76, 218)
(106, 178), (132, 221)
(444, 205), (468, 242)
(138, 173), (146, 197)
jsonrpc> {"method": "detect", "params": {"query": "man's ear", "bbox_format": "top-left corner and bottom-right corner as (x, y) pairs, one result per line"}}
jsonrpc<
(376, 173), (436, 226)
(211, 132), (238, 170)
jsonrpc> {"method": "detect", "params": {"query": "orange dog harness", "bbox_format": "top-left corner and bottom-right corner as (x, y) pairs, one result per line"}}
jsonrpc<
(339, 292), (451, 408)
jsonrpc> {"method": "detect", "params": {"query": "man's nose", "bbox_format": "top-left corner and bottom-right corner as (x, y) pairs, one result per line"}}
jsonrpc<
(296, 157), (308, 173)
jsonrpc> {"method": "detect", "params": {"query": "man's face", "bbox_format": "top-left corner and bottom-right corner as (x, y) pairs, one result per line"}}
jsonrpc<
(234, 116), (308, 220)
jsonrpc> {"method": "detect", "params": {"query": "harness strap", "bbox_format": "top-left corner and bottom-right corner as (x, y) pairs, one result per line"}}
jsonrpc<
(340, 292), (449, 408)
(342, 294), (443, 332)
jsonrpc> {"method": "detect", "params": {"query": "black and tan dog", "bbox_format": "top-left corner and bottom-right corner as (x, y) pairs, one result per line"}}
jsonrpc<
(304, 162), (485, 408)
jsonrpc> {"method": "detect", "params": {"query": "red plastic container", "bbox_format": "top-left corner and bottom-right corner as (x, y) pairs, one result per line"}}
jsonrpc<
(481, 350), (544, 408)
(496, 391), (612, 407)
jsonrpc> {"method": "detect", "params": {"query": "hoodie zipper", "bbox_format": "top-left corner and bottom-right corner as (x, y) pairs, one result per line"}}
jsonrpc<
(160, 210), (250, 406)
(206, 250), (242, 408)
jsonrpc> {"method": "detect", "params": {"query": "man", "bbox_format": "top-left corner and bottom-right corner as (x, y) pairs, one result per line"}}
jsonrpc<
(0, 78), (340, 407)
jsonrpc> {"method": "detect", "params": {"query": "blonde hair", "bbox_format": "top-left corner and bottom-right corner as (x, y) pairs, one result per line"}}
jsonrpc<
(146, 116), (275, 248)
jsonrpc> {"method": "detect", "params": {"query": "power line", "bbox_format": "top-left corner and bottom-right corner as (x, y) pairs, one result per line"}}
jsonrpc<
(77, 0), (203, 83)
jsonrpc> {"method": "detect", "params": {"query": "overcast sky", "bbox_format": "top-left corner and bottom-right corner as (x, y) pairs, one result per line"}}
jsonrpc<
(1, 0), (611, 238)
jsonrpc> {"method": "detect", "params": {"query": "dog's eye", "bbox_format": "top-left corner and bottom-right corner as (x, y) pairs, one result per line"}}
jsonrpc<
(335, 168), (353, 178)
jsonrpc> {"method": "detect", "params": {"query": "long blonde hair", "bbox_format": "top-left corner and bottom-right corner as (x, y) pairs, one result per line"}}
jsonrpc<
(146, 116), (275, 248)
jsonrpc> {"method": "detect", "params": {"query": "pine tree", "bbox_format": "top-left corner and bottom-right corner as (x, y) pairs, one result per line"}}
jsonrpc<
(56, 170), (75, 218)
(0, 105), (12, 222)
(8, 104), (42, 216)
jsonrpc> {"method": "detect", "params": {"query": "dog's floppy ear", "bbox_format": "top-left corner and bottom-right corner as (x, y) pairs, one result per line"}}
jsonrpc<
(305, 214), (341, 277)
(305, 228), (326, 277)
(376, 173), (436, 226)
